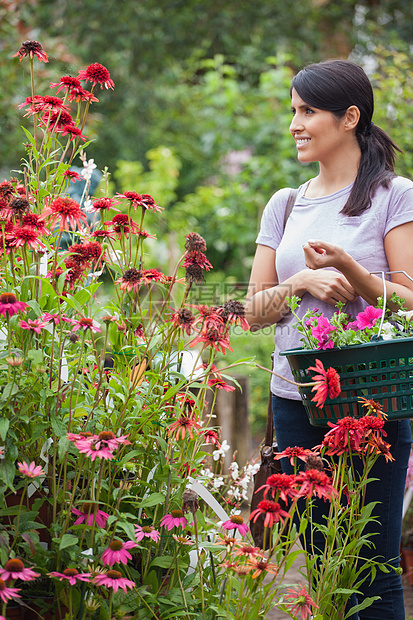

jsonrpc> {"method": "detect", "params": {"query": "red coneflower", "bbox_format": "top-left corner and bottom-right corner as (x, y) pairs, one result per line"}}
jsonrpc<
(69, 88), (99, 103)
(284, 584), (318, 620)
(247, 557), (279, 579)
(8, 197), (30, 216)
(61, 124), (87, 142)
(116, 268), (143, 293)
(185, 232), (207, 252)
(21, 213), (50, 234)
(44, 196), (88, 231)
(296, 468), (338, 501)
(168, 415), (201, 441)
(190, 324), (233, 355)
(170, 307), (196, 335)
(13, 40), (48, 63)
(217, 300), (250, 331)
(9, 226), (46, 252)
(308, 358), (341, 408)
(203, 429), (221, 448)
(183, 251), (212, 272)
(274, 446), (316, 467)
(256, 472), (299, 502)
(50, 75), (83, 94)
(0, 181), (15, 201)
(41, 110), (75, 133)
(249, 499), (291, 528)
(140, 269), (165, 285)
(77, 63), (115, 90)
(63, 170), (82, 183)
(324, 416), (364, 454)
(91, 197), (116, 212)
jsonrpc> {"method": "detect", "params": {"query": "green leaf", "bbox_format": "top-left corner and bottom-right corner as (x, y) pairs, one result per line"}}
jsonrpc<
(139, 492), (165, 508)
(58, 533), (78, 550)
(150, 556), (174, 569)
(0, 418), (10, 440)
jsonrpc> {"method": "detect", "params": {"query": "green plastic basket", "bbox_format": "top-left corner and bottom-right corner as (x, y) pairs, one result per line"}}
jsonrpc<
(280, 336), (413, 427)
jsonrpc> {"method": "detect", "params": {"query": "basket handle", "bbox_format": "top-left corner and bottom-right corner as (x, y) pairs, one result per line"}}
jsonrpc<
(370, 270), (413, 339)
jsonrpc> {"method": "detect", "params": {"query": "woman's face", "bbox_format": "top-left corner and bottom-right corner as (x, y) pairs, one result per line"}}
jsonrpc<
(289, 88), (347, 165)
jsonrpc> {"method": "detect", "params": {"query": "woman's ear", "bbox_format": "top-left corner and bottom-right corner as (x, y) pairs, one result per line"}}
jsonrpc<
(344, 105), (361, 131)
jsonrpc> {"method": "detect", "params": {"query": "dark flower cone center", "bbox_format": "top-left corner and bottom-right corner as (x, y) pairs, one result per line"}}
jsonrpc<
(1, 292), (17, 304)
(98, 431), (115, 441)
(5, 558), (24, 572)
(171, 509), (183, 518)
(63, 568), (78, 577)
(106, 570), (122, 579)
(230, 515), (244, 524)
(109, 540), (123, 551)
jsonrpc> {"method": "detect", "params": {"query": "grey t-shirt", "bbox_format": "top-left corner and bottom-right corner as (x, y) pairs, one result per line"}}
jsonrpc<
(256, 176), (413, 399)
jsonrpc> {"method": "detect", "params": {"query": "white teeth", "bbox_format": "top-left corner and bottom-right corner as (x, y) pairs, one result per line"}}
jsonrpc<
(296, 138), (310, 145)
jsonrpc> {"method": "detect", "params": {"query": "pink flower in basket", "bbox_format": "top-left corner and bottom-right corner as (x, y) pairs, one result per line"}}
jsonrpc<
(354, 305), (383, 330)
(310, 315), (336, 350)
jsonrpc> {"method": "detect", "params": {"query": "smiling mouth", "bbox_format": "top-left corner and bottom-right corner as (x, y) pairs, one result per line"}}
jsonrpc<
(296, 138), (311, 146)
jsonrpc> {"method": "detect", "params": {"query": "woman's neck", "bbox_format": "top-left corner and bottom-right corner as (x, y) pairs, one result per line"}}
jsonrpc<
(306, 145), (361, 198)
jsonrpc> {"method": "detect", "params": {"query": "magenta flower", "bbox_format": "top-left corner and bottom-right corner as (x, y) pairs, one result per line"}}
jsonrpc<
(68, 431), (130, 461)
(0, 293), (29, 318)
(221, 515), (249, 535)
(19, 318), (48, 334)
(17, 461), (45, 478)
(42, 312), (75, 326)
(0, 559), (40, 581)
(71, 317), (102, 333)
(77, 63), (115, 90)
(135, 525), (161, 543)
(310, 315), (336, 350)
(0, 577), (21, 603)
(160, 510), (187, 531)
(93, 570), (135, 592)
(284, 583), (319, 620)
(72, 504), (109, 528)
(49, 568), (91, 585)
(101, 540), (137, 566)
(355, 305), (383, 330)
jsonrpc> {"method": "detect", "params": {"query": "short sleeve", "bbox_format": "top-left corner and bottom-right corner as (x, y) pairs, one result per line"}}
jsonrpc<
(255, 188), (292, 250)
(384, 178), (413, 236)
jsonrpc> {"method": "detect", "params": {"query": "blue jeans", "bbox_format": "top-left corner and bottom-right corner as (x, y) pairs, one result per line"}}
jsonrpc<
(272, 395), (411, 620)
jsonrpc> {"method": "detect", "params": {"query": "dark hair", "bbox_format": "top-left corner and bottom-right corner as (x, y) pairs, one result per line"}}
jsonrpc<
(291, 60), (402, 216)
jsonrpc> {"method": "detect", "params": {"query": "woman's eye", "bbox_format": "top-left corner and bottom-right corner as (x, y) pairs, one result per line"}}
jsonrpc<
(306, 108), (314, 114)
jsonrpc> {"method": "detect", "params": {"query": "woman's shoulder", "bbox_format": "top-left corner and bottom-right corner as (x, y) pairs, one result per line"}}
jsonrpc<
(266, 181), (309, 207)
(387, 175), (413, 195)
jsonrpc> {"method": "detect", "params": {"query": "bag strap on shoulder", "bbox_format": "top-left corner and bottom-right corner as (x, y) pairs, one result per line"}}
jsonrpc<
(283, 188), (298, 231)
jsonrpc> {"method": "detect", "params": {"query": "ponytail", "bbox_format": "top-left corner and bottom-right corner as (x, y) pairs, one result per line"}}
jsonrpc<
(341, 123), (402, 216)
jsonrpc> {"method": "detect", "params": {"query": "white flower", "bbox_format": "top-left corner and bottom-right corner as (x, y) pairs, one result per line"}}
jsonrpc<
(83, 198), (94, 213)
(212, 439), (231, 461)
(81, 158), (97, 182)
(213, 476), (225, 489)
(199, 468), (214, 479)
(229, 462), (239, 480)
(380, 321), (397, 340)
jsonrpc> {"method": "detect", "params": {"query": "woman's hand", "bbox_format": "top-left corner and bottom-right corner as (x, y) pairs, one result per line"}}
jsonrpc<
(302, 269), (358, 305)
(303, 239), (349, 271)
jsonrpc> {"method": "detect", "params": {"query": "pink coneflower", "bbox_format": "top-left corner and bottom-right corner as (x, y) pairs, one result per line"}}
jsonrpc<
(296, 469), (338, 501)
(135, 525), (160, 542)
(43, 196), (88, 231)
(17, 461), (44, 478)
(101, 540), (137, 567)
(160, 510), (187, 531)
(19, 318), (48, 334)
(170, 308), (196, 336)
(256, 472), (299, 502)
(167, 415), (201, 441)
(93, 570), (135, 593)
(69, 431), (130, 461)
(61, 125), (87, 142)
(13, 40), (48, 63)
(49, 568), (91, 585)
(9, 226), (46, 252)
(308, 359), (341, 409)
(116, 268), (143, 293)
(0, 559), (40, 581)
(78, 63), (114, 90)
(0, 293), (29, 317)
(72, 317), (101, 333)
(221, 515), (249, 535)
(0, 578), (21, 603)
(72, 503), (109, 528)
(233, 543), (264, 561)
(274, 446), (315, 467)
(42, 312), (74, 326)
(207, 375), (235, 392)
(284, 584), (318, 620)
(173, 534), (193, 545)
(249, 500), (291, 528)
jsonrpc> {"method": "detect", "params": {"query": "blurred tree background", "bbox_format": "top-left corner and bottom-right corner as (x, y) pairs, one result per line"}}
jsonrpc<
(1, 0), (413, 435)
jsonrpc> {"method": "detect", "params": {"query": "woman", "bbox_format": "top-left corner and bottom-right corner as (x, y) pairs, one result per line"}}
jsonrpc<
(246, 59), (413, 619)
